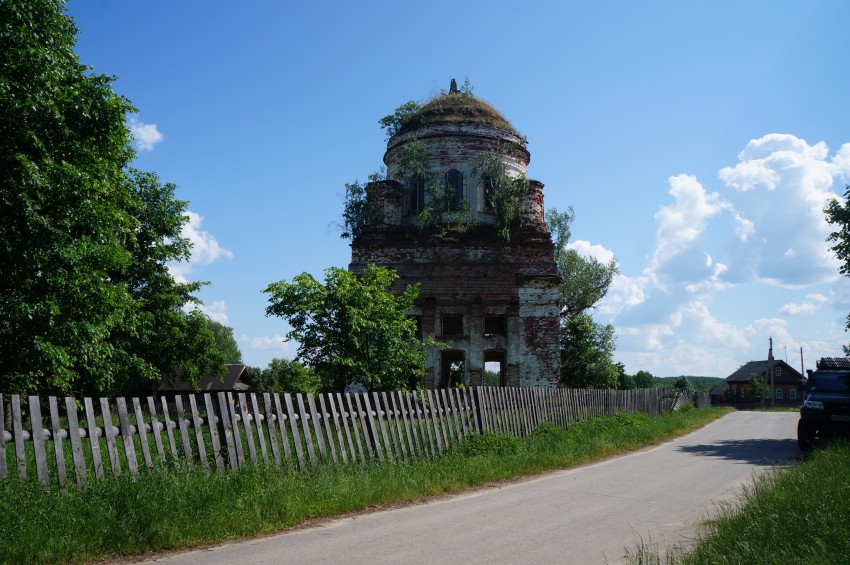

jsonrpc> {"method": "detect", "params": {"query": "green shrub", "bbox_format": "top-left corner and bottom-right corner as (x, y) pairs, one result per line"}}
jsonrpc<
(459, 432), (523, 457)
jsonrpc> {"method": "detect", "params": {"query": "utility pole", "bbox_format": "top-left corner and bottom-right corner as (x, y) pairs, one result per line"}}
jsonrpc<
(800, 347), (805, 381)
(768, 337), (775, 408)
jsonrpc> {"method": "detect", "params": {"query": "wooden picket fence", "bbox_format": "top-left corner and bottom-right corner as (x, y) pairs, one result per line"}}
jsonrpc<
(0, 387), (703, 488)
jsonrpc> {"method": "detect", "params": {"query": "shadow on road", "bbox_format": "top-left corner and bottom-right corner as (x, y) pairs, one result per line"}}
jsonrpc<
(676, 438), (799, 466)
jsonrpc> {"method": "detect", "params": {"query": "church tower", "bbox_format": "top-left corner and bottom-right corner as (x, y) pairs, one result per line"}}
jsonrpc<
(350, 82), (560, 388)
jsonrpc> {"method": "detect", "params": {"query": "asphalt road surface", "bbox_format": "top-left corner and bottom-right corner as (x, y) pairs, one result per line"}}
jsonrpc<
(135, 411), (799, 565)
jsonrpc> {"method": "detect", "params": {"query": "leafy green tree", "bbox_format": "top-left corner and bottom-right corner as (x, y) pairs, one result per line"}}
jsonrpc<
(252, 358), (319, 394)
(615, 362), (636, 390)
(264, 264), (431, 392)
(205, 319), (242, 365)
(825, 185), (850, 351)
(378, 100), (421, 140)
(633, 370), (655, 389)
(749, 373), (768, 404)
(673, 376), (692, 391)
(560, 313), (618, 389)
(0, 1), (224, 395)
(472, 152), (529, 241)
(546, 208), (620, 388)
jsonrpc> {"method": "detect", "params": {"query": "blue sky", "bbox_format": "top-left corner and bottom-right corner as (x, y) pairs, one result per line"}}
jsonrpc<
(66, 0), (850, 378)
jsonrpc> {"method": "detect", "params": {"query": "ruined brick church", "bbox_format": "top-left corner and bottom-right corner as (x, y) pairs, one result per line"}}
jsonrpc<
(350, 83), (560, 388)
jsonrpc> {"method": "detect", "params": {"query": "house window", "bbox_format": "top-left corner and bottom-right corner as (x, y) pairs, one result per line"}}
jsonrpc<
(440, 350), (466, 388)
(445, 169), (463, 211)
(789, 389), (797, 400)
(484, 315), (505, 337)
(775, 366), (782, 377)
(776, 388), (783, 399)
(441, 314), (464, 337)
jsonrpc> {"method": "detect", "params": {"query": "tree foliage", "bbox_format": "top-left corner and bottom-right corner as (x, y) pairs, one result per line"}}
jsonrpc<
(264, 265), (431, 392)
(0, 1), (225, 394)
(825, 185), (850, 349)
(251, 358), (319, 394)
(472, 152), (528, 241)
(205, 319), (242, 365)
(633, 370), (655, 389)
(749, 373), (768, 404)
(559, 313), (618, 389)
(546, 207), (620, 388)
(378, 100), (421, 140)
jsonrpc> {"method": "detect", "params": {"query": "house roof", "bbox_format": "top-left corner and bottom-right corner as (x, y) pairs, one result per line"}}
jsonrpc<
(710, 381), (729, 396)
(816, 357), (850, 371)
(160, 364), (250, 392)
(725, 360), (804, 384)
(396, 92), (520, 137)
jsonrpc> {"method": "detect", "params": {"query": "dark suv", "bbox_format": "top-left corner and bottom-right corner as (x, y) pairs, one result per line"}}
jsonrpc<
(798, 358), (850, 452)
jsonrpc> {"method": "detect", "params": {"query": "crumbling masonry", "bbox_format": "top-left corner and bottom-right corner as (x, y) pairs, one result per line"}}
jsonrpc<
(349, 88), (560, 388)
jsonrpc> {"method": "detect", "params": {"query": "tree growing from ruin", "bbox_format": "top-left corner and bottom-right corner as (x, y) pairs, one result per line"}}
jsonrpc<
(264, 265), (433, 392)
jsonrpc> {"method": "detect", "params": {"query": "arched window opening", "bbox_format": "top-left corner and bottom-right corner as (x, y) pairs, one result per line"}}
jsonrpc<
(445, 169), (463, 211)
(408, 178), (425, 216)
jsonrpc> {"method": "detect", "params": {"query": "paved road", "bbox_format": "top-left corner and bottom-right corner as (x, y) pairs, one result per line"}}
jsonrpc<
(137, 411), (798, 565)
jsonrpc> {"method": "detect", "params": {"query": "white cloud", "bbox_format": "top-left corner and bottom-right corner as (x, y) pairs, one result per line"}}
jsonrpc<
(184, 300), (230, 325)
(567, 240), (615, 264)
(128, 116), (164, 151)
(167, 211), (233, 283)
(240, 334), (290, 353)
(716, 134), (848, 287)
(604, 134), (850, 377)
(649, 174), (729, 280)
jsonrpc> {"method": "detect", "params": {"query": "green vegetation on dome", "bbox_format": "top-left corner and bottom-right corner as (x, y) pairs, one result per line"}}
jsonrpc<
(378, 78), (521, 141)
(397, 92), (519, 137)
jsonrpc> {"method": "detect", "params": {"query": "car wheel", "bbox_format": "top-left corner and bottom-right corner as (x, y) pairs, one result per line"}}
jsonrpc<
(798, 418), (819, 452)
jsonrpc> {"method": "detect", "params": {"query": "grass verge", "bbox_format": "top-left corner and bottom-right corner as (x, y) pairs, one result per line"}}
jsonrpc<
(627, 439), (850, 564)
(0, 405), (730, 564)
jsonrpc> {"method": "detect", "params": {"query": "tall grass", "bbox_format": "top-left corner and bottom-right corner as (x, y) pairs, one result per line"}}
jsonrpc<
(627, 439), (850, 564)
(0, 405), (730, 564)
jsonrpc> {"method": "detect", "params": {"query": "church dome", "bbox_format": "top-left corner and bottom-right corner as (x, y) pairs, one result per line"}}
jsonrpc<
(396, 93), (520, 137)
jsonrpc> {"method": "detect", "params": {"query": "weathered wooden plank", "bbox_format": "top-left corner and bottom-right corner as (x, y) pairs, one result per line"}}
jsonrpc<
(326, 394), (347, 464)
(474, 387), (487, 433)
(284, 394), (306, 470)
(486, 387), (502, 434)
(84, 398), (104, 478)
(317, 394), (337, 464)
(216, 392), (238, 470)
(393, 390), (416, 460)
(48, 397), (67, 487)
(146, 397), (166, 461)
(175, 396), (194, 464)
(188, 395), (209, 470)
(336, 393), (356, 463)
(28, 397), (49, 485)
(440, 388), (457, 448)
(346, 393), (366, 461)
(132, 398), (153, 470)
(379, 392), (400, 461)
(351, 393), (372, 459)
(451, 389), (467, 440)
(116, 397), (139, 475)
(466, 387), (480, 435)
(226, 393), (244, 466)
(426, 390), (443, 454)
(402, 391), (423, 458)
(12, 395), (26, 478)
(263, 393), (282, 466)
(515, 388), (529, 436)
(414, 390), (434, 457)
(362, 393), (384, 461)
(203, 393), (225, 474)
(65, 397), (87, 484)
(100, 397), (121, 475)
(238, 393), (257, 461)
(390, 391), (410, 461)
(159, 397), (179, 463)
(249, 393), (269, 463)
(272, 394), (293, 465)
(0, 394), (6, 479)
(296, 394), (317, 466)
(306, 394), (326, 463)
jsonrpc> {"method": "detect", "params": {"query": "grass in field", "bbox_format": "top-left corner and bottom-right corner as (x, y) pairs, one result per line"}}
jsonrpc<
(626, 439), (850, 564)
(0, 405), (730, 564)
